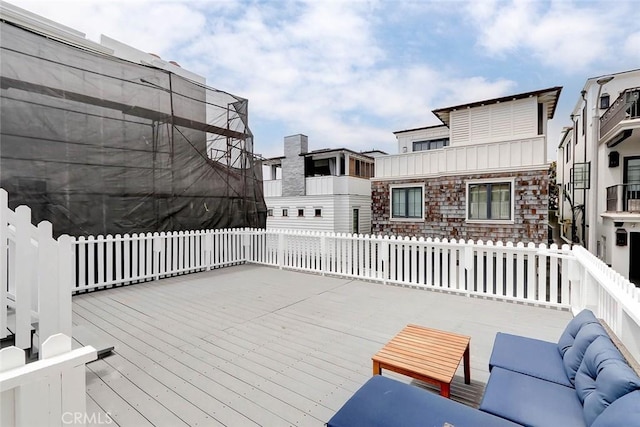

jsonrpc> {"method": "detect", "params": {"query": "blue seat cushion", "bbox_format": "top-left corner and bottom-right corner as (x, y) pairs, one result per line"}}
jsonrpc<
(558, 310), (600, 356)
(488, 332), (572, 387)
(327, 375), (521, 427)
(575, 336), (640, 426)
(562, 323), (609, 385)
(591, 390), (640, 427)
(480, 367), (586, 427)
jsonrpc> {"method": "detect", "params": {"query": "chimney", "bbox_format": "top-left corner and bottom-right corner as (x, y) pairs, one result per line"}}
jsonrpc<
(282, 134), (308, 197)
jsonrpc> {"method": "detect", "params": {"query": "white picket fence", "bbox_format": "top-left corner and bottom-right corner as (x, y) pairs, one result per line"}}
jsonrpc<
(69, 229), (246, 293)
(0, 189), (73, 351)
(0, 334), (97, 427)
(68, 228), (572, 306)
(1, 188), (97, 426)
(245, 229), (573, 307)
(570, 245), (640, 358)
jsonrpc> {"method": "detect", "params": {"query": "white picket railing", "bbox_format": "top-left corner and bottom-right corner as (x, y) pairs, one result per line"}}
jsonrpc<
(569, 245), (640, 358)
(0, 334), (97, 427)
(70, 229), (246, 293)
(245, 229), (573, 307)
(0, 189), (73, 351)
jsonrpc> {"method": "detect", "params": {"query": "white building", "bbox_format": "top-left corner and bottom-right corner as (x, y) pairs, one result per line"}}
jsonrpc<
(372, 87), (562, 243)
(557, 69), (640, 285)
(262, 134), (379, 233)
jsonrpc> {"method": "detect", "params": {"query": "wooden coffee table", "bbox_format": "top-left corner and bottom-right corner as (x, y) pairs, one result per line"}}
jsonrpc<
(372, 324), (470, 398)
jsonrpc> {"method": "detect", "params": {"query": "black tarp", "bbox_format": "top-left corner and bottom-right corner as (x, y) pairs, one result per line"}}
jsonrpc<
(0, 20), (266, 236)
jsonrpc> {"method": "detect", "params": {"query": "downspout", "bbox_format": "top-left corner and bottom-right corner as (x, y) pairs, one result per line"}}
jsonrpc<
(581, 90), (587, 247)
(588, 76), (614, 255)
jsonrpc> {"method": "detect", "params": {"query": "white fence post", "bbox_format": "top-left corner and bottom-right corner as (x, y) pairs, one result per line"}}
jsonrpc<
(57, 235), (73, 340)
(37, 221), (59, 347)
(14, 206), (33, 350)
(153, 232), (162, 280)
(278, 233), (285, 270)
(0, 189), (8, 340)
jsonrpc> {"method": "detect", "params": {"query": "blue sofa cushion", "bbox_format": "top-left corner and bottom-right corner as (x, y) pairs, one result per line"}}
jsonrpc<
(480, 367), (586, 427)
(488, 332), (572, 387)
(558, 310), (600, 356)
(327, 375), (520, 427)
(591, 390), (640, 427)
(575, 336), (640, 426)
(563, 323), (609, 385)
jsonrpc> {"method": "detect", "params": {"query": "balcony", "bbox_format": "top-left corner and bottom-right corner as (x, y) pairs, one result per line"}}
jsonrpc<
(263, 176), (371, 197)
(75, 264), (571, 425)
(600, 88), (640, 143)
(374, 137), (547, 179)
(4, 191), (640, 426)
(606, 184), (640, 213)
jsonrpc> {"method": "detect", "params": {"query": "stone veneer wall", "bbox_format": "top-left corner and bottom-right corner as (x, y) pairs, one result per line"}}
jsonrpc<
(372, 169), (549, 244)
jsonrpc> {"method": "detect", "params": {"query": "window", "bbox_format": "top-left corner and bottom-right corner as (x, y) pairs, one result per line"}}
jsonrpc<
(391, 186), (423, 219)
(353, 208), (359, 233)
(565, 144), (571, 163)
(282, 208), (288, 217)
(600, 94), (610, 109)
(582, 105), (587, 135)
(537, 103), (544, 135)
(297, 208), (304, 217)
(468, 182), (512, 220)
(413, 138), (449, 152)
(267, 209), (273, 217)
(314, 208), (322, 217)
(351, 159), (373, 178)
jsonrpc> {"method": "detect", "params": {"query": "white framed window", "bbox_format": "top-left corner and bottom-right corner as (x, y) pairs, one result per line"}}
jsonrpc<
(314, 208), (322, 217)
(267, 209), (273, 217)
(466, 179), (514, 223)
(390, 184), (424, 220)
(297, 208), (304, 217)
(413, 138), (449, 152)
(282, 208), (288, 217)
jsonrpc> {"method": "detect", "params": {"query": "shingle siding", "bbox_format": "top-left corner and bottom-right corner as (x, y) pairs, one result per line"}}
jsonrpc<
(372, 169), (549, 243)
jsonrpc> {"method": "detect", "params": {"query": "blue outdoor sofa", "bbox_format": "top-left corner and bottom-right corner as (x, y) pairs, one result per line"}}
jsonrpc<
(327, 310), (640, 427)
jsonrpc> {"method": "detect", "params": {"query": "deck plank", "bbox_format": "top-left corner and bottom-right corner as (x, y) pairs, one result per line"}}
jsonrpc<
(74, 264), (572, 426)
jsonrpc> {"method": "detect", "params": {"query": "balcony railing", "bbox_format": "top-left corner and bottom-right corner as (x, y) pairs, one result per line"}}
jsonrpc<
(263, 176), (372, 197)
(600, 88), (640, 139)
(606, 184), (640, 212)
(374, 136), (547, 179)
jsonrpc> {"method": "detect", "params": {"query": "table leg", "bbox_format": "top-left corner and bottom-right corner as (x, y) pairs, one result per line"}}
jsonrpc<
(464, 344), (471, 384)
(372, 360), (381, 376)
(440, 382), (451, 398)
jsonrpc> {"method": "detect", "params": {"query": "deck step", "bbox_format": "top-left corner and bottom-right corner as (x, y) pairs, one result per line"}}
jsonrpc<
(73, 325), (114, 358)
(2, 311), (36, 348)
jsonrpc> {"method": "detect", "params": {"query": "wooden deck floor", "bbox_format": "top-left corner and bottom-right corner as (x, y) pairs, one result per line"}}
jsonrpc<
(74, 264), (572, 427)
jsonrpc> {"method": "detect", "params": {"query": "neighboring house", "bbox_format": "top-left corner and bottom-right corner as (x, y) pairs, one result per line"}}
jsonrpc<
(0, 2), (265, 235)
(372, 87), (562, 243)
(262, 134), (380, 234)
(557, 69), (640, 285)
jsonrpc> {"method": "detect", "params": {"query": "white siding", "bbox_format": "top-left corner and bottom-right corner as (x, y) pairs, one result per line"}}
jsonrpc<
(375, 137), (547, 179)
(263, 179), (282, 197)
(265, 196), (336, 232)
(266, 194), (372, 234)
(450, 98), (538, 146)
(334, 195), (372, 234)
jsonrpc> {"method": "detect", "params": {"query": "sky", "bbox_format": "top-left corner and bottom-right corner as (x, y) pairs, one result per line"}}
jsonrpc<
(6, 0), (640, 160)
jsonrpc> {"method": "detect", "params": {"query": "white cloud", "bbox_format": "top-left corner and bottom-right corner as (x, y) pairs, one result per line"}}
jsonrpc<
(466, 0), (638, 73)
(7, 0), (210, 55)
(623, 32), (640, 61)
